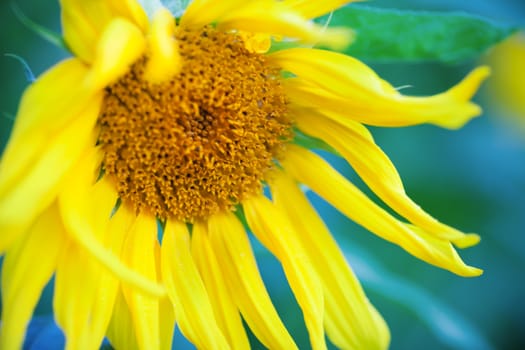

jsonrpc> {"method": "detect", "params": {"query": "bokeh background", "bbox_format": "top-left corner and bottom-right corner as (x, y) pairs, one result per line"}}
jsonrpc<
(0, 0), (524, 349)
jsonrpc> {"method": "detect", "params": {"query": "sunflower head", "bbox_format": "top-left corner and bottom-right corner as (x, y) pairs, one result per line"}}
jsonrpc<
(98, 26), (291, 221)
(0, 1), (489, 350)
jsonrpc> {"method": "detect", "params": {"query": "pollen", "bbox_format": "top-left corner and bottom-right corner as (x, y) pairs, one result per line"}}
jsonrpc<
(97, 27), (291, 221)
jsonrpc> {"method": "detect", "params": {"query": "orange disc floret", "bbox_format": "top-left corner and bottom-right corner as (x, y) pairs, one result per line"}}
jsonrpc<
(98, 27), (291, 221)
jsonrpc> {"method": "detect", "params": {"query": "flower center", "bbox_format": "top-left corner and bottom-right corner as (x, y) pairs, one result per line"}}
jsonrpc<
(97, 27), (291, 221)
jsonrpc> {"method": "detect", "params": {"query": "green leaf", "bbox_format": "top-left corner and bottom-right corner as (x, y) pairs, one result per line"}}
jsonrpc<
(318, 5), (519, 63)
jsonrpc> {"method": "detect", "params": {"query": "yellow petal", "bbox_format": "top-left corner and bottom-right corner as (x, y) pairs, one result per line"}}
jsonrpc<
(282, 145), (482, 277)
(89, 207), (138, 345)
(60, 0), (147, 63)
(191, 222), (251, 349)
(271, 48), (490, 128)
(54, 242), (101, 350)
(58, 150), (166, 297)
(143, 8), (181, 83)
(0, 204), (66, 350)
(294, 109), (480, 248)
(270, 171), (390, 349)
(53, 200), (134, 350)
(217, 2), (352, 50)
(158, 294), (176, 350)
(160, 219), (230, 350)
(237, 31), (272, 54)
(106, 289), (140, 350)
(208, 211), (298, 350)
(0, 85), (101, 253)
(243, 195), (327, 350)
(109, 283), (175, 350)
(120, 213), (171, 350)
(0, 59), (94, 199)
(84, 18), (146, 90)
(180, 0), (247, 28)
(283, 0), (359, 19)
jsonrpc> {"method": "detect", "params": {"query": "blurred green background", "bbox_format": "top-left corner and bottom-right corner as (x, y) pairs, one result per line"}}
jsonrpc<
(1, 0), (524, 349)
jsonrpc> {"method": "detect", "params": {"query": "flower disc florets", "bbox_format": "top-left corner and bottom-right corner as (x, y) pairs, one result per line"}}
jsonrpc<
(97, 27), (291, 221)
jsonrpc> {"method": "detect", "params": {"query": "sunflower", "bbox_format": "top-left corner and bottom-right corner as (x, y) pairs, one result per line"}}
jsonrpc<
(0, 0), (489, 349)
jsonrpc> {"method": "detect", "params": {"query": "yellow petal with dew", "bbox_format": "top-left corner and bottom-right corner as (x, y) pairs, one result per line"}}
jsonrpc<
(294, 108), (480, 248)
(272, 48), (490, 128)
(53, 193), (134, 350)
(208, 211), (298, 350)
(180, 0), (247, 29)
(106, 289), (140, 350)
(144, 8), (181, 83)
(84, 18), (146, 91)
(120, 213), (165, 350)
(0, 89), (101, 254)
(243, 195), (327, 350)
(282, 145), (482, 277)
(58, 150), (166, 297)
(191, 222), (251, 349)
(270, 171), (390, 350)
(217, 2), (352, 51)
(60, 0), (147, 63)
(0, 204), (66, 350)
(160, 219), (230, 350)
(283, 0), (359, 19)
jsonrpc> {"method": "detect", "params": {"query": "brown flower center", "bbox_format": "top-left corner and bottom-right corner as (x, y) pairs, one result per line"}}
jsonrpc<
(97, 27), (291, 221)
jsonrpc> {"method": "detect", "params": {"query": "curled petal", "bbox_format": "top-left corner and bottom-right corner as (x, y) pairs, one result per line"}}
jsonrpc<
(282, 145), (482, 277)
(272, 48), (490, 128)
(294, 108), (480, 248)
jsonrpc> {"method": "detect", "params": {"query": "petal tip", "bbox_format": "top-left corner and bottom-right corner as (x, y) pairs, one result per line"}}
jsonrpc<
(453, 233), (481, 249)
